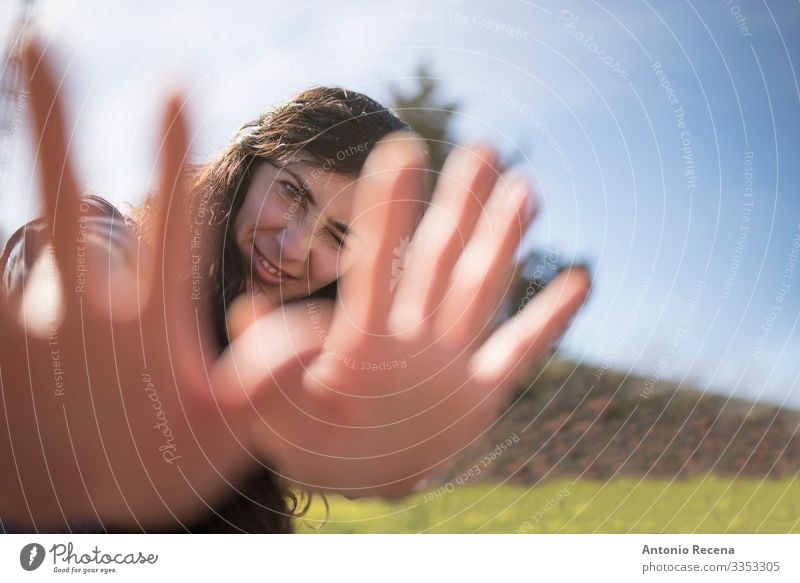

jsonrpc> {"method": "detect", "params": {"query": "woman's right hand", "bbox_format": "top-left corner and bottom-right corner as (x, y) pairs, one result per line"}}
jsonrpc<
(0, 37), (262, 531)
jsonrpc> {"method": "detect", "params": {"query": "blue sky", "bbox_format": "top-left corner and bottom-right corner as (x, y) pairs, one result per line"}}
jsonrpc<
(1, 0), (798, 407)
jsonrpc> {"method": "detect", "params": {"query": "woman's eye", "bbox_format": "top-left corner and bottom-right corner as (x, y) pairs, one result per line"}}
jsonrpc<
(281, 182), (308, 205)
(329, 230), (346, 249)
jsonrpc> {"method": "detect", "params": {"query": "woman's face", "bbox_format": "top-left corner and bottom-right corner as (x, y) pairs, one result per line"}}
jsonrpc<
(234, 156), (358, 303)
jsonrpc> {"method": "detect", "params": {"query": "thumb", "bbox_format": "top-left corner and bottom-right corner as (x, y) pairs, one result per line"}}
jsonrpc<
(226, 292), (279, 342)
(210, 299), (330, 407)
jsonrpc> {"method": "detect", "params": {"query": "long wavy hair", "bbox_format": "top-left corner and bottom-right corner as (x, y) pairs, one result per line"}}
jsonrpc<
(131, 86), (409, 533)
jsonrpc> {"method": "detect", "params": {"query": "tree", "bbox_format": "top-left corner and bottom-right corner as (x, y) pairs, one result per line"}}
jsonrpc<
(389, 62), (459, 176)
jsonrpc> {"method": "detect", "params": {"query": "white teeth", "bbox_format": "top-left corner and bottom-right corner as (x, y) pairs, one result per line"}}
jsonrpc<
(258, 255), (281, 278)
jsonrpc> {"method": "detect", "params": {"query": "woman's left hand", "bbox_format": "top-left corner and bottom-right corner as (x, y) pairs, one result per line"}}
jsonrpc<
(221, 135), (590, 497)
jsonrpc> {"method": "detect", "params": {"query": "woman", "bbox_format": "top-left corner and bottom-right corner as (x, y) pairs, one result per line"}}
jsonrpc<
(131, 85), (412, 347)
(0, 37), (590, 533)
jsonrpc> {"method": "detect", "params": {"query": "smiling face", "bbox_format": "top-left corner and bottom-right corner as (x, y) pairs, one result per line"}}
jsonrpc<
(233, 156), (358, 303)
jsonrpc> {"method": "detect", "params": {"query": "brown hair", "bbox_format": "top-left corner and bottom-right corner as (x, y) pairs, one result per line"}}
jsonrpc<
(132, 86), (408, 532)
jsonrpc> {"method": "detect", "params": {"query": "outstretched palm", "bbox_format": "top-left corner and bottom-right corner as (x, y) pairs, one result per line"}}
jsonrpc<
(220, 135), (590, 497)
(0, 38), (253, 530)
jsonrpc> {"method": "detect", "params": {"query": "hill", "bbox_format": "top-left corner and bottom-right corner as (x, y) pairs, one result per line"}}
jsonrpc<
(436, 360), (800, 487)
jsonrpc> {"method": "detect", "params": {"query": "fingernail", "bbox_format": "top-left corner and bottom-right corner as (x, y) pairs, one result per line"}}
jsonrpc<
(523, 187), (539, 222)
(506, 174), (537, 221)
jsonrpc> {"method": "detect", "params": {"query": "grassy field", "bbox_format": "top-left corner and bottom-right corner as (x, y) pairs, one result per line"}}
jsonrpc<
(294, 476), (800, 533)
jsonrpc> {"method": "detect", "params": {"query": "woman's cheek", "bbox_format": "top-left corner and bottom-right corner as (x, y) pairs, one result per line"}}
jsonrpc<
(261, 195), (290, 228)
(241, 189), (286, 231)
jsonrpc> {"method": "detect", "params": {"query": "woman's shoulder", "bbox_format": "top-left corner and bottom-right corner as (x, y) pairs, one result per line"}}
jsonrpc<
(1, 194), (126, 254)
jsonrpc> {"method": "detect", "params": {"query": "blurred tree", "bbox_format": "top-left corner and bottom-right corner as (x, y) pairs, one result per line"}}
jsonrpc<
(389, 62), (459, 176)
(507, 250), (593, 320)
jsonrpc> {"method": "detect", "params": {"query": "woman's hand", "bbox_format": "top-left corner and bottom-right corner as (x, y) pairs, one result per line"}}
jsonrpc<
(222, 135), (590, 497)
(0, 37), (257, 530)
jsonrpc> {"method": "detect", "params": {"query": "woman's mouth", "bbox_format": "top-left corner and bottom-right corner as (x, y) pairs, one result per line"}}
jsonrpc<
(252, 247), (295, 286)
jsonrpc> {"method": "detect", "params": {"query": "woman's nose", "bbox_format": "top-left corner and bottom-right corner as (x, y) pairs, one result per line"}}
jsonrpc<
(278, 223), (311, 264)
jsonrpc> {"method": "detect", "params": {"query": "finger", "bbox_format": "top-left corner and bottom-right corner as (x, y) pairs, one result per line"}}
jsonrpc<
(149, 94), (191, 311)
(331, 131), (427, 338)
(469, 267), (590, 392)
(211, 300), (331, 407)
(436, 173), (537, 346)
(22, 36), (82, 288)
(387, 144), (499, 339)
(147, 95), (215, 376)
(226, 292), (279, 342)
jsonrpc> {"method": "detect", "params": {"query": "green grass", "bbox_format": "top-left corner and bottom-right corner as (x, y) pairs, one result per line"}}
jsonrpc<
(294, 476), (800, 533)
